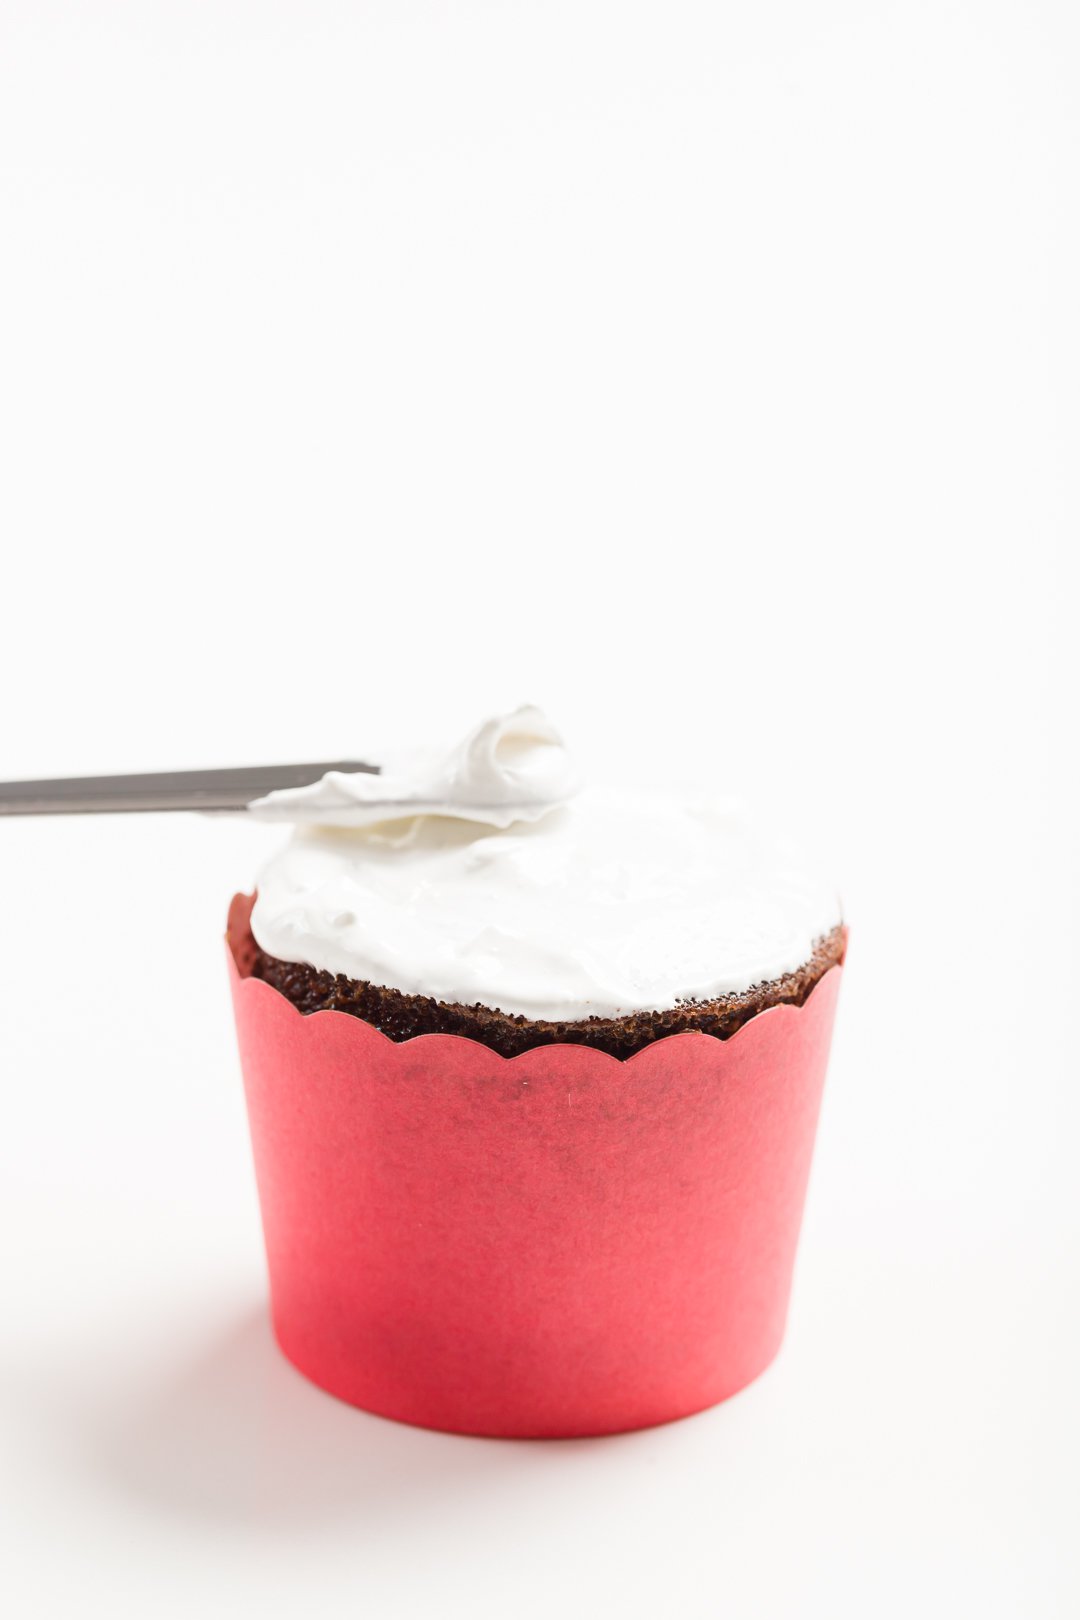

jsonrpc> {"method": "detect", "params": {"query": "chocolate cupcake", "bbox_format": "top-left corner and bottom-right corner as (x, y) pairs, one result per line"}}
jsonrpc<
(230, 708), (845, 1437)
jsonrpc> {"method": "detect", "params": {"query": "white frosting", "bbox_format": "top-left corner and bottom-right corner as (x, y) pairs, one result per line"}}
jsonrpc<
(248, 709), (841, 1022)
(249, 706), (577, 829)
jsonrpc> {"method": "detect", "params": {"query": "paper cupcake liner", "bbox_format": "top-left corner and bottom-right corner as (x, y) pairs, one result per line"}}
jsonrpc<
(227, 893), (844, 1438)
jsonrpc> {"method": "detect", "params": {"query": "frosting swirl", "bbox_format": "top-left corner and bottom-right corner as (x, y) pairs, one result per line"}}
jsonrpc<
(249, 706), (576, 830)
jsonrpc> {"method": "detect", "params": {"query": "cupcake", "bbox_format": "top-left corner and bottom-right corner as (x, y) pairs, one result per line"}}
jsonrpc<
(228, 708), (844, 1438)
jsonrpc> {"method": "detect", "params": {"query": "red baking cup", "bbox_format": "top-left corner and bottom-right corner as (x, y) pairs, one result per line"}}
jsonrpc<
(227, 894), (844, 1438)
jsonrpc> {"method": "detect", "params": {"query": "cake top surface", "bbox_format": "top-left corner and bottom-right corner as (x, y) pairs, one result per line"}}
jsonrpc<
(248, 708), (841, 1021)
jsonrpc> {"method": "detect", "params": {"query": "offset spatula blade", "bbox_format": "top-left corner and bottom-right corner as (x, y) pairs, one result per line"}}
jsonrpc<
(0, 761), (379, 815)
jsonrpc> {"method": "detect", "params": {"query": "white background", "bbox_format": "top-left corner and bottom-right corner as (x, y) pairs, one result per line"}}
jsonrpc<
(1, 2), (1077, 1616)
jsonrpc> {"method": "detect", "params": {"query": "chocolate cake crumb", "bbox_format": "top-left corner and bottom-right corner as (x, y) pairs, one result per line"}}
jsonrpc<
(251, 925), (845, 1059)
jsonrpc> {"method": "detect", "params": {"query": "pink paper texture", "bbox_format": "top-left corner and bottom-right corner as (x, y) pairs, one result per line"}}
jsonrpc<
(228, 894), (843, 1437)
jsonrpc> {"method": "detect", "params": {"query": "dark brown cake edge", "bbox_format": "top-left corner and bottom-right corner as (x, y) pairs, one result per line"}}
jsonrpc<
(248, 924), (846, 1060)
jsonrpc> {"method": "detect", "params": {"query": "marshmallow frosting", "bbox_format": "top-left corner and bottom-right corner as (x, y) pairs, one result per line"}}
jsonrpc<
(250, 706), (577, 830)
(248, 708), (841, 1022)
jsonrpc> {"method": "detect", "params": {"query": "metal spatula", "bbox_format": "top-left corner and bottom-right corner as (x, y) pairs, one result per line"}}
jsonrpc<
(0, 762), (379, 815)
